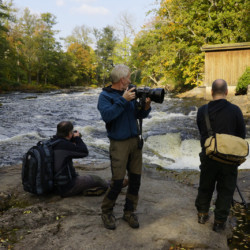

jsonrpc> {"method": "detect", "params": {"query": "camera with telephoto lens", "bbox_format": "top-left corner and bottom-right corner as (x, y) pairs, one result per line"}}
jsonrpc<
(128, 84), (165, 104)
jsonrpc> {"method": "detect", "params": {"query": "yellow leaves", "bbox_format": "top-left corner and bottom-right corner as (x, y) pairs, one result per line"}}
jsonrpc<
(56, 215), (65, 221)
(23, 210), (32, 214)
(163, 0), (172, 4)
(138, 52), (143, 57)
(164, 61), (168, 67)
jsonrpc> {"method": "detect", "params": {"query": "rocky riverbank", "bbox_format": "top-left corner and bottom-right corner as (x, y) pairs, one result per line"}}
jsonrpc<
(1, 163), (249, 250)
(176, 87), (250, 117)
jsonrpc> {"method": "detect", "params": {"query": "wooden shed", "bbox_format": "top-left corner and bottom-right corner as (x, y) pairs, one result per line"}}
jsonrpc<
(201, 42), (250, 88)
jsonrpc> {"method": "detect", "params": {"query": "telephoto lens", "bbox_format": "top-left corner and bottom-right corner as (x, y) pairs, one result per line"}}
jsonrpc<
(128, 84), (165, 104)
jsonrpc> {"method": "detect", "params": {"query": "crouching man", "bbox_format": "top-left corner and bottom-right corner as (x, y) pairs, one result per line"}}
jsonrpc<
(52, 121), (109, 197)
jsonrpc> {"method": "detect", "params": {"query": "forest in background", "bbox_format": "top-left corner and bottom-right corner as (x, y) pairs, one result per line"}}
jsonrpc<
(0, 0), (249, 93)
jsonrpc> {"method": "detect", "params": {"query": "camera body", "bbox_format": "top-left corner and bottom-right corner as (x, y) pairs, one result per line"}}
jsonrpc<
(73, 130), (82, 138)
(128, 84), (165, 104)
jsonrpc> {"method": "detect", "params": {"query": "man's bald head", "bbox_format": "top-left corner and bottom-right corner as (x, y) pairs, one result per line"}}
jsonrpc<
(212, 79), (228, 97)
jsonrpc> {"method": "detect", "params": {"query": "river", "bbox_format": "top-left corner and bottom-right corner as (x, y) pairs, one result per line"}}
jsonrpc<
(0, 88), (250, 169)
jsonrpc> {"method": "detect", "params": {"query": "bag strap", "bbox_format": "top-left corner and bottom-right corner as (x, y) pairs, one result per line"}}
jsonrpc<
(136, 100), (144, 149)
(38, 138), (63, 147)
(204, 104), (214, 137)
(50, 139), (63, 147)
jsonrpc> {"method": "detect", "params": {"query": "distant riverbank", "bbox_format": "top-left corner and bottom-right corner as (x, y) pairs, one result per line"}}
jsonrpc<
(177, 87), (250, 117)
(0, 83), (96, 94)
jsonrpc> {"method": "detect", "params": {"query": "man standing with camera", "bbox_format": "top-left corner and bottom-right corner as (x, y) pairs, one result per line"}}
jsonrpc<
(195, 79), (246, 232)
(97, 64), (151, 230)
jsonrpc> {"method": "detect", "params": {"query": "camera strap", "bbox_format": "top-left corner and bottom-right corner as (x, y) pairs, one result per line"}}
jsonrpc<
(136, 98), (145, 150)
(137, 117), (144, 149)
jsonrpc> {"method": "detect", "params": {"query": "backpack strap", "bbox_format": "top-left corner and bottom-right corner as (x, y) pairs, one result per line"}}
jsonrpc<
(204, 104), (214, 137)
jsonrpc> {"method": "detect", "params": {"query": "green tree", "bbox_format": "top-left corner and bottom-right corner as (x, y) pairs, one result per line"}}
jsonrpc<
(67, 42), (97, 85)
(64, 25), (93, 48)
(38, 12), (61, 84)
(14, 9), (63, 85)
(0, 0), (11, 85)
(17, 8), (40, 84)
(95, 26), (117, 85)
(45, 50), (76, 87)
(131, 0), (249, 89)
(236, 67), (250, 95)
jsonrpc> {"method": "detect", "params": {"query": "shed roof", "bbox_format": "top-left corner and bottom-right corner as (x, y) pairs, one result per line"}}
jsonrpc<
(201, 42), (250, 52)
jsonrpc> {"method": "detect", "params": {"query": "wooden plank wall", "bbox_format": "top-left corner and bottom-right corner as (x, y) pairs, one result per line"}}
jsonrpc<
(204, 49), (250, 86)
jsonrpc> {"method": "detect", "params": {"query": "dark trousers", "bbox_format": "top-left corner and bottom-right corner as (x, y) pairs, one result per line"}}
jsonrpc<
(195, 154), (238, 222)
(101, 137), (142, 214)
(62, 175), (108, 197)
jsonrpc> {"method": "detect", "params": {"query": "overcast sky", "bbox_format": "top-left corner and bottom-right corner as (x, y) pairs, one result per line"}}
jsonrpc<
(14, 0), (158, 42)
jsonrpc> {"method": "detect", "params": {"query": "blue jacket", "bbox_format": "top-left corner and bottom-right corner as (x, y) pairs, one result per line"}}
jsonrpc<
(98, 86), (151, 140)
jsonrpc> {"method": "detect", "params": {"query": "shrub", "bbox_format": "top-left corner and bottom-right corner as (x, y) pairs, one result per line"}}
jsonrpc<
(236, 67), (250, 95)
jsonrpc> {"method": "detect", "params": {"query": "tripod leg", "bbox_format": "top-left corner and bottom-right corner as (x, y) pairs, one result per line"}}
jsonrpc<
(236, 183), (248, 209)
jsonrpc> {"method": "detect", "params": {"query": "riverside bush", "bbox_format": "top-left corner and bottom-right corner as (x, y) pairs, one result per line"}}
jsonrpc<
(236, 67), (250, 95)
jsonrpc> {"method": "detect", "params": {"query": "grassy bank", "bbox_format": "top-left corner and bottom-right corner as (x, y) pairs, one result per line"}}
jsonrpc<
(0, 82), (61, 94)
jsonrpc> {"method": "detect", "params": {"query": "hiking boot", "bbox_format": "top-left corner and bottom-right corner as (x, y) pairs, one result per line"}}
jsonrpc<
(213, 221), (226, 233)
(101, 213), (116, 230)
(198, 212), (210, 224)
(123, 212), (139, 228)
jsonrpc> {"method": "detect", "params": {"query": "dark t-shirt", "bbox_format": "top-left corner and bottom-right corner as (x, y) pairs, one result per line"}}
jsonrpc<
(197, 99), (246, 150)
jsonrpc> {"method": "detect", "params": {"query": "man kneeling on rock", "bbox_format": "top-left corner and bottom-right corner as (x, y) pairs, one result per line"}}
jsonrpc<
(52, 121), (109, 197)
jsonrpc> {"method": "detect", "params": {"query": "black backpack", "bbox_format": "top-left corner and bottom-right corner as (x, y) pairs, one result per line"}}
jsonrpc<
(22, 139), (61, 195)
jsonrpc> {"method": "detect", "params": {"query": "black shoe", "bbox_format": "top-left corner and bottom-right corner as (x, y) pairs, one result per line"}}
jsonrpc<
(123, 212), (139, 228)
(101, 213), (116, 230)
(198, 213), (209, 224)
(213, 221), (226, 232)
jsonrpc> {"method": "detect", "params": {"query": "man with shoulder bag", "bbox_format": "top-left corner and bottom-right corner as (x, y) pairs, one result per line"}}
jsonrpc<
(195, 79), (247, 232)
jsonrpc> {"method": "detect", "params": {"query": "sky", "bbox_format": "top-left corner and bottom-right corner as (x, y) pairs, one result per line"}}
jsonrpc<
(13, 0), (159, 43)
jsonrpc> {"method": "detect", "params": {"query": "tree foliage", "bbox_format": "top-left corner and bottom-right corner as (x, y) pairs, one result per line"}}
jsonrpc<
(236, 67), (250, 95)
(0, 0), (249, 92)
(67, 42), (97, 85)
(95, 26), (117, 85)
(0, 0), (11, 84)
(130, 0), (249, 89)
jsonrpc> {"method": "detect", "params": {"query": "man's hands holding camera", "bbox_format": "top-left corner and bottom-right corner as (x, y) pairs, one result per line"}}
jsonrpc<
(73, 130), (82, 138)
(123, 87), (136, 101)
(123, 87), (151, 110)
(145, 97), (151, 111)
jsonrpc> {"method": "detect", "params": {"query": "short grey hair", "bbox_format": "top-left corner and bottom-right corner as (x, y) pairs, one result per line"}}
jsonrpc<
(212, 79), (228, 95)
(111, 64), (130, 83)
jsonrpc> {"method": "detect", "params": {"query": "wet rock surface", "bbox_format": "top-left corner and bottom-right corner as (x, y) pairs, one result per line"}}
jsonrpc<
(0, 164), (249, 250)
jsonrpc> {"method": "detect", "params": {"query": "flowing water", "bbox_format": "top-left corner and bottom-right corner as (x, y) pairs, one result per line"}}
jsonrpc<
(1, 88), (250, 170)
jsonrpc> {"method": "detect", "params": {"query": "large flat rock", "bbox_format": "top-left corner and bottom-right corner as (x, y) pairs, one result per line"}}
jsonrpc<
(1, 164), (248, 249)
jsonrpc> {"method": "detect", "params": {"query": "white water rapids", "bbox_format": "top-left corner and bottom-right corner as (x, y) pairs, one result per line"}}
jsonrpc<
(0, 89), (249, 170)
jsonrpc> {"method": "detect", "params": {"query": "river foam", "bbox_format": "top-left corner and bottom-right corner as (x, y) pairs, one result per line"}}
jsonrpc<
(0, 89), (249, 169)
